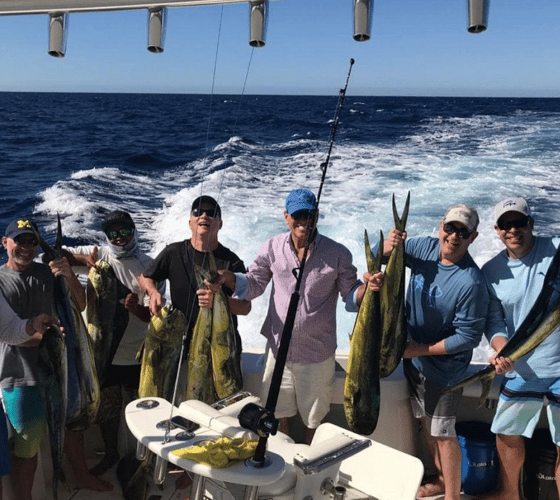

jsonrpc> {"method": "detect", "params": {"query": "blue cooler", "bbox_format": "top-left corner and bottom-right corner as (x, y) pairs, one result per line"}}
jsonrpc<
(456, 421), (499, 496)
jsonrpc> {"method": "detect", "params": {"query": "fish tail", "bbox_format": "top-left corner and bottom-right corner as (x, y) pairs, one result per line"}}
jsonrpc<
(392, 191), (410, 230)
(56, 213), (63, 254)
(374, 231), (384, 273)
(445, 364), (496, 393)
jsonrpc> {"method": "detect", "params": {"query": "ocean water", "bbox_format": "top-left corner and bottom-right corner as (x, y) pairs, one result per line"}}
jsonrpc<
(1, 92), (560, 357)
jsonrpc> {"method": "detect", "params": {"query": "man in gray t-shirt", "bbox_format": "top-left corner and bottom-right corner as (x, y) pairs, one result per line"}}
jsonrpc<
(0, 218), (113, 498)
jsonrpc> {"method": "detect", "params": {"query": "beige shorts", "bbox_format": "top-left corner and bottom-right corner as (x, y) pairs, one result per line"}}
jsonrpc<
(260, 344), (335, 429)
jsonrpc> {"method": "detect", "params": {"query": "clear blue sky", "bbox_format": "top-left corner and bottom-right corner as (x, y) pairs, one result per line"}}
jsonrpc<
(1, 0), (559, 96)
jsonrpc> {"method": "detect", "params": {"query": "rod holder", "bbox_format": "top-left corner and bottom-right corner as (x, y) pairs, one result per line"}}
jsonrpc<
(353, 0), (373, 42)
(148, 7), (167, 53)
(249, 1), (267, 47)
(467, 0), (489, 33)
(153, 454), (167, 484)
(136, 441), (147, 460)
(48, 13), (68, 57)
(322, 479), (347, 500)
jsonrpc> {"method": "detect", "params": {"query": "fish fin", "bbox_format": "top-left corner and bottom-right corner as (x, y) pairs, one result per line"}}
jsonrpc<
(56, 214), (63, 257)
(31, 223), (56, 262)
(207, 251), (218, 281)
(136, 342), (145, 362)
(477, 374), (496, 408)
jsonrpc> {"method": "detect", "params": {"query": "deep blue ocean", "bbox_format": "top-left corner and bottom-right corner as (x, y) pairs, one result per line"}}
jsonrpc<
(1, 92), (560, 354)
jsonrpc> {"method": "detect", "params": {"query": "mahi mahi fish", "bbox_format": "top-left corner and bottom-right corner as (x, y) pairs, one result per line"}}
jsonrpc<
(186, 252), (243, 403)
(86, 260), (130, 385)
(32, 216), (100, 431)
(446, 246), (560, 406)
(379, 192), (410, 378)
(344, 230), (384, 435)
(122, 304), (186, 500)
(137, 304), (186, 400)
(37, 325), (68, 500)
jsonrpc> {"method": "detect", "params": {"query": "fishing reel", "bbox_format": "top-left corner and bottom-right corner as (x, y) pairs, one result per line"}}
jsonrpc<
(238, 402), (278, 438)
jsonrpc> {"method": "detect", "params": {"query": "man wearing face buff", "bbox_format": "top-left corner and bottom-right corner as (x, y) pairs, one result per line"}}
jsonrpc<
(64, 210), (164, 477)
(381, 204), (488, 500)
(216, 188), (383, 444)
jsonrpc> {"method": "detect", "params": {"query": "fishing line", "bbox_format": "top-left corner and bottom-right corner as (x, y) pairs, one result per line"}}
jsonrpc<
(162, 6), (227, 444)
(164, 5), (256, 442)
(251, 58), (355, 464)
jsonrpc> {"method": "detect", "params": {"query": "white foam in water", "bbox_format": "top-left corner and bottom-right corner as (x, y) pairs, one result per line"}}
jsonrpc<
(35, 107), (560, 362)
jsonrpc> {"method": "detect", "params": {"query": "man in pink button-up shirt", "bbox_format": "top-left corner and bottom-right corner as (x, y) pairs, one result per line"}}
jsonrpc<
(218, 189), (382, 443)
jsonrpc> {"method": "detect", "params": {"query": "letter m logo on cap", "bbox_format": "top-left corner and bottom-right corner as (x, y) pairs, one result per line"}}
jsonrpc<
(17, 220), (32, 229)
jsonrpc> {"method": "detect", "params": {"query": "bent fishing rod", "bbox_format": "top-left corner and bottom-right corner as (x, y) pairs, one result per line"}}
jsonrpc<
(239, 58), (355, 465)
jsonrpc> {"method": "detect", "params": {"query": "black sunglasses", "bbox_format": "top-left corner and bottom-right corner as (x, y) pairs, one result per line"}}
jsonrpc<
(290, 209), (316, 220)
(443, 223), (472, 240)
(497, 217), (530, 231)
(192, 207), (218, 218)
(106, 227), (134, 240)
(14, 235), (39, 246)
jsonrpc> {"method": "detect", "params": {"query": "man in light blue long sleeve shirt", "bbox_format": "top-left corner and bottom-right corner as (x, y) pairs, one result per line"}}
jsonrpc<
(385, 203), (488, 500)
(475, 198), (560, 500)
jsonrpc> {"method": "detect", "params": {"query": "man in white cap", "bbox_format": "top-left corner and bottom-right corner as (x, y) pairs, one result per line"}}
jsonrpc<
(383, 203), (488, 500)
(474, 198), (560, 500)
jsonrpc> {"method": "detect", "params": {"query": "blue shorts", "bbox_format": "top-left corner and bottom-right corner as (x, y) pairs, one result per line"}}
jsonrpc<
(0, 408), (10, 475)
(491, 375), (560, 445)
(2, 387), (46, 458)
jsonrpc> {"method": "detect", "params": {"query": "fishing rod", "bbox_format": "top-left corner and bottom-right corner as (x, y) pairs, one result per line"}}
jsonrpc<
(239, 58), (355, 465)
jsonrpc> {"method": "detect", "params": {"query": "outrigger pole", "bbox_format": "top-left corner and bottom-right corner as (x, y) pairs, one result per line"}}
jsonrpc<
(239, 58), (355, 465)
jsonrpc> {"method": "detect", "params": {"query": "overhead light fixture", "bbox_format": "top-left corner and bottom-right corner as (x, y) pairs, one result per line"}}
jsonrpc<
(249, 0), (267, 47)
(467, 0), (489, 33)
(148, 7), (167, 53)
(48, 13), (68, 57)
(353, 0), (373, 42)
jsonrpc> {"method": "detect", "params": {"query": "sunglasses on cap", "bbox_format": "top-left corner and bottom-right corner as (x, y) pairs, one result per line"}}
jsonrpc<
(106, 227), (134, 240)
(14, 235), (39, 246)
(443, 223), (473, 240)
(497, 217), (530, 232)
(192, 207), (219, 218)
(290, 209), (316, 220)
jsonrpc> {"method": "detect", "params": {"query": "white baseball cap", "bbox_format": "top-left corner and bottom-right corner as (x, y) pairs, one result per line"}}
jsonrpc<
(494, 197), (531, 223)
(443, 204), (479, 232)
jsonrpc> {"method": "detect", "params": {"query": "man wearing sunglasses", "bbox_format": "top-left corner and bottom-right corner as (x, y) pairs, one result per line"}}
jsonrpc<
(139, 195), (250, 491)
(476, 198), (560, 500)
(382, 203), (489, 500)
(216, 188), (382, 444)
(0, 218), (113, 498)
(63, 209), (165, 479)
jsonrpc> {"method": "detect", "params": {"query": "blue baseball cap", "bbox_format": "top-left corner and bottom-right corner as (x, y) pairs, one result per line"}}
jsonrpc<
(4, 218), (39, 239)
(285, 189), (317, 215)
